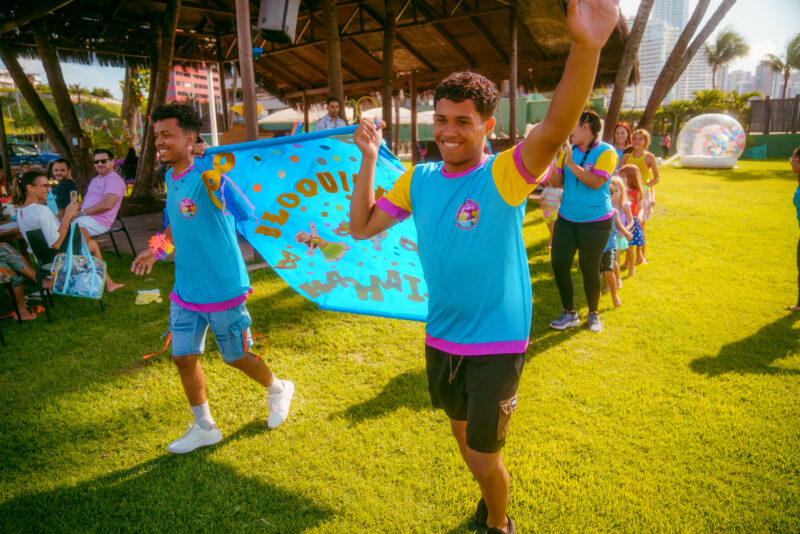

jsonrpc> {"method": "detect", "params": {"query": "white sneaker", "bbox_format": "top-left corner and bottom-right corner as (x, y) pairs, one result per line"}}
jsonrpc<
(166, 423), (222, 454)
(267, 380), (294, 429)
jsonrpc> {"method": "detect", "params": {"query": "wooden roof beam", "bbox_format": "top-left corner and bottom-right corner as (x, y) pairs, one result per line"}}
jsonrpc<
(414, 1), (476, 67)
(0, 0), (76, 36)
(347, 38), (383, 66)
(359, 3), (437, 71)
(459, 0), (507, 63)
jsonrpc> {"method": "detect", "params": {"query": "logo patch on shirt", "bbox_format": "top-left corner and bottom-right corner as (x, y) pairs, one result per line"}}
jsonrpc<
(179, 198), (197, 219)
(455, 199), (480, 230)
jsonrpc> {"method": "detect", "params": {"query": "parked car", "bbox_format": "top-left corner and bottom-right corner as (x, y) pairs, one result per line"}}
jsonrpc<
(3, 143), (61, 174)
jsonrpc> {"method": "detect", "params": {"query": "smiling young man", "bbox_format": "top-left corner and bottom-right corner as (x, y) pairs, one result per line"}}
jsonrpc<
(50, 158), (78, 218)
(349, 0), (620, 531)
(72, 148), (126, 236)
(131, 103), (294, 454)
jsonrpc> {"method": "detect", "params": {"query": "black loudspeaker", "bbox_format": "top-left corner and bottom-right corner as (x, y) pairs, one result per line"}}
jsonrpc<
(258, 0), (301, 44)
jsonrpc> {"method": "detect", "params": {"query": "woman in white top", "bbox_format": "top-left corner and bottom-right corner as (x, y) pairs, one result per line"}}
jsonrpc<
(15, 171), (124, 292)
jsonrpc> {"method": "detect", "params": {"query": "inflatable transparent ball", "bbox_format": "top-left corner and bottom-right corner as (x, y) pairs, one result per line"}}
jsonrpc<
(676, 113), (746, 169)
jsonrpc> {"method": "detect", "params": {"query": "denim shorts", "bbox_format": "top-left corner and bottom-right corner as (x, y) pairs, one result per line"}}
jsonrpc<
(169, 301), (253, 362)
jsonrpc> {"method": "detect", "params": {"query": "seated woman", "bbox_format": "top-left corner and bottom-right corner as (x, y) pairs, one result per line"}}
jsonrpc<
(14, 171), (124, 293)
(0, 242), (38, 320)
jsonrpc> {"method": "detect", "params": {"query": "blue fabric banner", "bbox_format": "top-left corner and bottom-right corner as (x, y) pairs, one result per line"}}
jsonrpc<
(198, 126), (428, 322)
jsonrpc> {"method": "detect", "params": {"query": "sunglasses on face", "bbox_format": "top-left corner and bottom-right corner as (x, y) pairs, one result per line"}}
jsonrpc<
(94, 159), (109, 164)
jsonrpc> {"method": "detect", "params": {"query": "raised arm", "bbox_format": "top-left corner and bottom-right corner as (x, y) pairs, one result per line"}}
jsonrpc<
(517, 0), (619, 177)
(350, 118), (402, 240)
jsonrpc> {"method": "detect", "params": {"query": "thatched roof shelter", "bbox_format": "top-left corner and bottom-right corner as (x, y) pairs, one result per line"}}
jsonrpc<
(0, 0), (637, 102)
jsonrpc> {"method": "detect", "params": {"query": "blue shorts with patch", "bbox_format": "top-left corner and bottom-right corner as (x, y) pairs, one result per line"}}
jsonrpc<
(169, 301), (253, 362)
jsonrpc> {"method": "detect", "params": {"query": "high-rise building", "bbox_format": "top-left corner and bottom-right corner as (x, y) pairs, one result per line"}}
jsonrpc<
(653, 0), (688, 30)
(166, 65), (221, 115)
(622, 17), (679, 108)
(674, 48), (715, 100)
(755, 62), (776, 97)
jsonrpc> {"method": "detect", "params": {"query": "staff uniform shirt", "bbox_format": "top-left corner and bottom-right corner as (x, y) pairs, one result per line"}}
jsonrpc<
(166, 163), (251, 311)
(794, 184), (800, 228)
(376, 144), (550, 356)
(556, 142), (617, 223)
(83, 171), (126, 229)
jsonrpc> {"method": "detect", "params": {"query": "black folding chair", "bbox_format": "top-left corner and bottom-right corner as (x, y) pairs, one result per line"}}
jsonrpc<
(97, 215), (136, 257)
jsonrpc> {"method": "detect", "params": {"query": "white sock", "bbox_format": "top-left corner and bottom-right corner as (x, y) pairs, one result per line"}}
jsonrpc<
(267, 378), (284, 395)
(191, 402), (215, 430)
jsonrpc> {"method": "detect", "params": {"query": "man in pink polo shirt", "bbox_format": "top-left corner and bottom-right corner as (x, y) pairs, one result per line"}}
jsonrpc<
(73, 148), (127, 236)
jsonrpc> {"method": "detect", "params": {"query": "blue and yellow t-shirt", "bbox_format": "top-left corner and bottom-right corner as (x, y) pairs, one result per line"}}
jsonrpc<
(166, 163), (251, 311)
(376, 144), (549, 356)
(556, 142), (617, 223)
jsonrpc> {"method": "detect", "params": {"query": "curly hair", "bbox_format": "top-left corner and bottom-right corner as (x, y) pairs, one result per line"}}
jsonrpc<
(434, 71), (499, 120)
(151, 103), (203, 135)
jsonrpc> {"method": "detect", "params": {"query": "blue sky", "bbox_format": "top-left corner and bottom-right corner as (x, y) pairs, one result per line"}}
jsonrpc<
(1, 0), (798, 99)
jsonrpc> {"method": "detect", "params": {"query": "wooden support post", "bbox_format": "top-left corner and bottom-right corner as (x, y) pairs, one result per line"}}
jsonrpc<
(216, 38), (229, 130)
(410, 71), (418, 164)
(508, 6), (518, 145)
(763, 96), (772, 135)
(303, 92), (310, 133)
(236, 0), (258, 142)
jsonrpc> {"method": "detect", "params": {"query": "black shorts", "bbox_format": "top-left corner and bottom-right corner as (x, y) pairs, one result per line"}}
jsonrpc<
(425, 345), (525, 454)
(600, 249), (616, 272)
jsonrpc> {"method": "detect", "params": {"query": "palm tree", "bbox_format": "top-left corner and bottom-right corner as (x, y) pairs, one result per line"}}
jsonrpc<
(704, 28), (749, 89)
(761, 33), (800, 99)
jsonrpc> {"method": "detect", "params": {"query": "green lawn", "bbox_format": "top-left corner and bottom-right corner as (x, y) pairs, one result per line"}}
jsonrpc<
(1, 160), (799, 533)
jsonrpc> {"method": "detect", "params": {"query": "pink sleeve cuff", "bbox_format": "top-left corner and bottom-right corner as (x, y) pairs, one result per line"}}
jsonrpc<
(376, 197), (410, 221)
(591, 169), (611, 181)
(513, 143), (553, 185)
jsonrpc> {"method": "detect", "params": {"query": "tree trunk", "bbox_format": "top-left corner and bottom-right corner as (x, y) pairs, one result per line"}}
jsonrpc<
(638, 0), (737, 131)
(322, 0), (344, 104)
(603, 0), (654, 143)
(0, 44), (71, 160)
(32, 20), (93, 189)
(382, 0), (397, 150)
(121, 65), (140, 145)
(711, 64), (717, 89)
(0, 104), (11, 188)
(134, 0), (181, 198)
(134, 25), (161, 198)
(783, 71), (789, 99)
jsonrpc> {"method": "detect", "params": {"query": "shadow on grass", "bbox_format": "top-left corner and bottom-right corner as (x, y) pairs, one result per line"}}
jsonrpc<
(334, 369), (429, 423)
(0, 423), (333, 533)
(442, 517), (484, 534)
(719, 168), (797, 182)
(690, 313), (800, 376)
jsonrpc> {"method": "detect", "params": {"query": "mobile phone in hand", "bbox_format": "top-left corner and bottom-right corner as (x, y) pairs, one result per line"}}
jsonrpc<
(70, 190), (78, 203)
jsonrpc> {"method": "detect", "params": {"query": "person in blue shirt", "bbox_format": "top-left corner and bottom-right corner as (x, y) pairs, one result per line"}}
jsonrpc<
(349, 1), (620, 531)
(548, 110), (618, 333)
(131, 103), (294, 454)
(788, 146), (800, 311)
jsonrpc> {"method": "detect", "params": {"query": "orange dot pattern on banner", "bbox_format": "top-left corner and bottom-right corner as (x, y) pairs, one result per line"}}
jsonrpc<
(321, 212), (328, 217)
(253, 184), (261, 193)
(290, 155), (299, 162)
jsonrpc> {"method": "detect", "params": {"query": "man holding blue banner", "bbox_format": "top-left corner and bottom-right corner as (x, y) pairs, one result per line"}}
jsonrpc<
(131, 103), (294, 454)
(350, 0), (620, 531)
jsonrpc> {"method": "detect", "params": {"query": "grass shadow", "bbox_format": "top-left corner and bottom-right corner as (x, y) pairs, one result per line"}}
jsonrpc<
(333, 369), (429, 424)
(690, 313), (800, 376)
(0, 425), (334, 532)
(442, 517), (484, 534)
(719, 168), (797, 182)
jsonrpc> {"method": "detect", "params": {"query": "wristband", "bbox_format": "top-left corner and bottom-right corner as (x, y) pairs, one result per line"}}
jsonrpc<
(148, 233), (174, 260)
